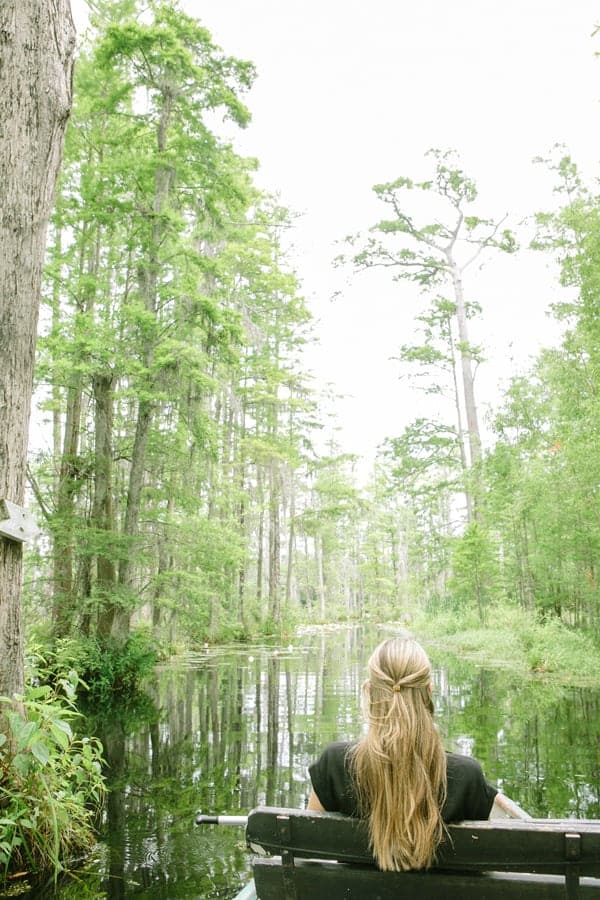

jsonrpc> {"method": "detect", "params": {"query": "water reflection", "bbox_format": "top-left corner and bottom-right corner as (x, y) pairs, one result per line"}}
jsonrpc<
(13, 625), (600, 898)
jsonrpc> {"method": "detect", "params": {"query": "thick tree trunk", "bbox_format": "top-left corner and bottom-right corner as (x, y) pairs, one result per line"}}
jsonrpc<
(0, 1), (75, 697)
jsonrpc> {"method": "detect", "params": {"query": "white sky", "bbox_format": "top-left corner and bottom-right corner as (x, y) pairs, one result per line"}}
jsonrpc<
(71, 1), (600, 470)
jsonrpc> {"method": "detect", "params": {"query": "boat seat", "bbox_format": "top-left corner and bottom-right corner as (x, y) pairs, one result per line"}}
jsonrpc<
(245, 806), (600, 899)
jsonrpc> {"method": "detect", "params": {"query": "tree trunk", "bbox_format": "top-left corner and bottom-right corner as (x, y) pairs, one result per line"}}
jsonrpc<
(51, 377), (82, 634)
(50, 215), (64, 474)
(447, 312), (473, 522)
(93, 373), (118, 637)
(110, 82), (174, 644)
(449, 261), (481, 467)
(113, 399), (152, 642)
(0, 0), (75, 698)
(268, 461), (281, 623)
(237, 461), (247, 627)
(316, 534), (326, 619)
(285, 478), (296, 608)
(256, 466), (264, 606)
(53, 225), (102, 635)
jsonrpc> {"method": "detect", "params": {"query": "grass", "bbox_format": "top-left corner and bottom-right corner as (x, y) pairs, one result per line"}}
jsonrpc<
(412, 603), (600, 684)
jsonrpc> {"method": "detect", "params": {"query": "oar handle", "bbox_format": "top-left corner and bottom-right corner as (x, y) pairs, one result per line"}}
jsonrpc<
(195, 814), (248, 826)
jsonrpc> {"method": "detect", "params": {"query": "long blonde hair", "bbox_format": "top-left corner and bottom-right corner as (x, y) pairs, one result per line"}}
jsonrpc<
(349, 637), (447, 871)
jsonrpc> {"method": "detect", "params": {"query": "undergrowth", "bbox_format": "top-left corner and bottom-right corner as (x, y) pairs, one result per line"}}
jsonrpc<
(415, 603), (600, 681)
(50, 629), (160, 703)
(0, 661), (105, 882)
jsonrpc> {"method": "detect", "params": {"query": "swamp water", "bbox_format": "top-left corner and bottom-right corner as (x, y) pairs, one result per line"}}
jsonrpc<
(11, 624), (600, 898)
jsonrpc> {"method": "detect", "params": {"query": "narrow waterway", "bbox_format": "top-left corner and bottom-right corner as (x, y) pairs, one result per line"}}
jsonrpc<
(15, 624), (600, 898)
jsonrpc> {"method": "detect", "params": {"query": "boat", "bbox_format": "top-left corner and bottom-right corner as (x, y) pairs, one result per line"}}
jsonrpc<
(204, 807), (600, 900)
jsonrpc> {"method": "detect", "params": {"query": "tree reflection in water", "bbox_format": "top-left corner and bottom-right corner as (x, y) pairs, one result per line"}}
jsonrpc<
(20, 626), (600, 899)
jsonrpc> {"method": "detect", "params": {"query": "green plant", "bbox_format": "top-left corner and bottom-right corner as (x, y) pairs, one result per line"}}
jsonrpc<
(0, 669), (105, 880)
(74, 629), (160, 703)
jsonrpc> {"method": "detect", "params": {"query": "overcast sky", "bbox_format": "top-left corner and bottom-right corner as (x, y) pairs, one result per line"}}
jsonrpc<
(71, 1), (600, 469)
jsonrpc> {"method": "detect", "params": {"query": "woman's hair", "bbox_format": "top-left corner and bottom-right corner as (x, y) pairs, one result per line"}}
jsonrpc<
(349, 636), (447, 871)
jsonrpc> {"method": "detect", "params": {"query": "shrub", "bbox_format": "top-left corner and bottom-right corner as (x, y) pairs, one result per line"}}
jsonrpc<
(55, 629), (160, 703)
(0, 670), (105, 880)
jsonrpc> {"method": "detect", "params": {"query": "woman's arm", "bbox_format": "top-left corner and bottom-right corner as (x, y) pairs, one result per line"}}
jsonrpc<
(307, 788), (326, 812)
(489, 792), (532, 820)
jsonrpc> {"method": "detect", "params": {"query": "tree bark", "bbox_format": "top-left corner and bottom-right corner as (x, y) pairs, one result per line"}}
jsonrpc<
(268, 461), (281, 623)
(0, 0), (75, 697)
(51, 377), (82, 633)
(448, 261), (481, 467)
(446, 310), (473, 522)
(256, 466), (264, 605)
(316, 534), (326, 619)
(93, 373), (118, 637)
(52, 225), (100, 635)
(285, 477), (296, 608)
(112, 398), (152, 641)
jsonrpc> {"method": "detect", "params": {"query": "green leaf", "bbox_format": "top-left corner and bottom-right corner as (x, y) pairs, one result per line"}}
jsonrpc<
(30, 739), (51, 767)
(16, 720), (39, 750)
(28, 685), (52, 700)
(12, 753), (30, 777)
(50, 722), (71, 750)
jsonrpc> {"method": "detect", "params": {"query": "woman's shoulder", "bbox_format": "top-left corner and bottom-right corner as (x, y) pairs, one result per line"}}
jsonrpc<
(445, 751), (490, 786)
(309, 741), (358, 815)
(316, 740), (355, 762)
(309, 741), (356, 780)
(443, 751), (498, 820)
(445, 751), (485, 774)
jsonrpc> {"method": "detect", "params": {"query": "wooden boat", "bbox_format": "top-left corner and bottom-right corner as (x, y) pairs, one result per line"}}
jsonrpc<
(228, 806), (600, 899)
(232, 881), (256, 900)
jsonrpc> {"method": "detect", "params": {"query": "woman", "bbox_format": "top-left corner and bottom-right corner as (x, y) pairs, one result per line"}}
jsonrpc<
(308, 636), (525, 872)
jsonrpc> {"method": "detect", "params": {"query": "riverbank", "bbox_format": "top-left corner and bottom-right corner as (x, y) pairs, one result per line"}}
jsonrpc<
(410, 604), (600, 685)
(293, 604), (600, 684)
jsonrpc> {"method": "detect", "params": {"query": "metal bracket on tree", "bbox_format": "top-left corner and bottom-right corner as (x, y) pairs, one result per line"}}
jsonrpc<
(0, 499), (37, 543)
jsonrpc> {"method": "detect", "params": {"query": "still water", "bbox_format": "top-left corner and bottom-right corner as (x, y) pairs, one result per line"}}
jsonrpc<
(16, 624), (600, 898)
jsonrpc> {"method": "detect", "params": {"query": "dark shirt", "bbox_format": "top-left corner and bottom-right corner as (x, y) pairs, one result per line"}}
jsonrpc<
(309, 740), (498, 821)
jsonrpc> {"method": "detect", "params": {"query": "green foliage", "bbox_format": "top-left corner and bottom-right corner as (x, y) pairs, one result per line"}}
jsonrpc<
(447, 524), (505, 622)
(473, 155), (600, 629)
(0, 672), (105, 879)
(29, 0), (326, 658)
(419, 602), (600, 680)
(23, 3), (600, 671)
(60, 631), (160, 703)
(386, 419), (462, 485)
